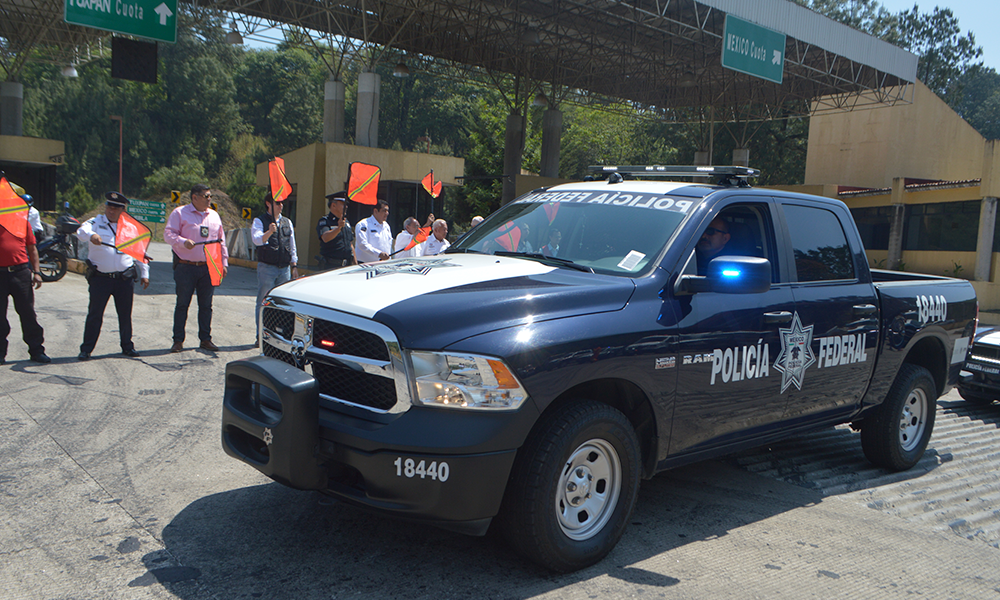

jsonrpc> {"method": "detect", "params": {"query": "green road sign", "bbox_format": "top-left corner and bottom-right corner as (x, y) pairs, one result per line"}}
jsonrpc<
(721, 14), (785, 84)
(127, 198), (167, 223)
(65, 0), (177, 44)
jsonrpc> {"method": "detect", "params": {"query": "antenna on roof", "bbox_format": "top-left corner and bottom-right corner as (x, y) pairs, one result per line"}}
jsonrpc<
(587, 165), (759, 188)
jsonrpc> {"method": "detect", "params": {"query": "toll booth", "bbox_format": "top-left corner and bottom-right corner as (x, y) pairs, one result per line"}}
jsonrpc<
(0, 135), (65, 210)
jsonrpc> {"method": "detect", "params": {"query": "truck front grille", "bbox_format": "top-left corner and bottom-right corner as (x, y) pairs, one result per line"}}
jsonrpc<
(312, 363), (397, 411)
(970, 344), (1000, 364)
(260, 302), (409, 414)
(312, 318), (389, 361)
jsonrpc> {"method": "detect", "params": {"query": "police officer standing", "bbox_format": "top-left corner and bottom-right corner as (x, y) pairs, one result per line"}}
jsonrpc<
(252, 191), (298, 344)
(355, 200), (392, 263)
(316, 191), (355, 270)
(76, 192), (150, 360)
(0, 198), (48, 365)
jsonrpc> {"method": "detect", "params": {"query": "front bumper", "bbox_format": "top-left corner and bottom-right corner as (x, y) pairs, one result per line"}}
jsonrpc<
(221, 357), (524, 535)
(959, 358), (1000, 397)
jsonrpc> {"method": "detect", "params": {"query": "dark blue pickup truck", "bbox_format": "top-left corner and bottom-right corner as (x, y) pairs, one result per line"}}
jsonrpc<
(222, 166), (977, 572)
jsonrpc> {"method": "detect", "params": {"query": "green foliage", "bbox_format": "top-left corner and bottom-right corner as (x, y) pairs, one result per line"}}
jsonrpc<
(954, 65), (1000, 139)
(948, 262), (965, 279)
(142, 155), (207, 197)
(896, 6), (982, 105)
(58, 182), (99, 217)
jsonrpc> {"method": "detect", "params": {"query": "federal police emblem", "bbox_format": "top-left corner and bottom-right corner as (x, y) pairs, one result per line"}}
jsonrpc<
(773, 312), (816, 392)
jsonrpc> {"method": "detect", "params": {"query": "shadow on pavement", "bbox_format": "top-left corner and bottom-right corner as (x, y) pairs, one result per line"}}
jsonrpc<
(138, 461), (822, 598)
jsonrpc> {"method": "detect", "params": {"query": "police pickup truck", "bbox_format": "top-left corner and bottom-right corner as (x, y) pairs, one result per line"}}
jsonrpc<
(222, 166), (977, 572)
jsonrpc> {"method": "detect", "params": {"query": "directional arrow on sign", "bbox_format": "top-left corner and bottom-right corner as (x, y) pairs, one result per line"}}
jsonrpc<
(154, 3), (173, 26)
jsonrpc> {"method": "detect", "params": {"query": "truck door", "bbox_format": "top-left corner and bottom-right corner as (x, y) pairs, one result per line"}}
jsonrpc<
(777, 201), (879, 421)
(669, 200), (797, 455)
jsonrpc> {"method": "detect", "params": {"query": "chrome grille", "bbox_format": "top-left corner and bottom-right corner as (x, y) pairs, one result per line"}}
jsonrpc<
(262, 307), (294, 339)
(259, 298), (409, 414)
(312, 363), (397, 411)
(312, 319), (389, 361)
(969, 344), (1000, 364)
(262, 341), (296, 366)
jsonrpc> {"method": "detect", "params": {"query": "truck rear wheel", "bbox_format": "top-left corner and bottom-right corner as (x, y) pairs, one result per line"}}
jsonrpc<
(861, 364), (936, 471)
(498, 400), (640, 572)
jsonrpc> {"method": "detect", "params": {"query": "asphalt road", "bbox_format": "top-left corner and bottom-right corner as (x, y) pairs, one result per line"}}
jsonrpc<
(2, 243), (998, 599)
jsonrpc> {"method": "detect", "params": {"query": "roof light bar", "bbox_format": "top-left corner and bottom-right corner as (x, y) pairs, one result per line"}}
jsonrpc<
(587, 165), (760, 178)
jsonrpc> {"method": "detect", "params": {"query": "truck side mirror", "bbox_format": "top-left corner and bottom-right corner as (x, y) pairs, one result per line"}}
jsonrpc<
(675, 256), (772, 295)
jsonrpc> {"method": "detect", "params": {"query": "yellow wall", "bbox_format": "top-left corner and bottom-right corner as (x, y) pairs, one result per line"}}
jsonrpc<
(0, 135), (65, 165)
(805, 81), (985, 188)
(256, 143), (465, 267)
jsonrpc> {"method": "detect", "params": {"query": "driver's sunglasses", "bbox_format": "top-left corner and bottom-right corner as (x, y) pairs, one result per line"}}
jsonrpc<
(704, 227), (728, 236)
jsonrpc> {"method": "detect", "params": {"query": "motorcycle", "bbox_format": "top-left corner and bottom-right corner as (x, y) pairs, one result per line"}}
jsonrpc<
(36, 214), (80, 282)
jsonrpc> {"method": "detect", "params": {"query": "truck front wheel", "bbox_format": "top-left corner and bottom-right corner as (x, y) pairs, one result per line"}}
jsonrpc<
(861, 364), (936, 471)
(498, 400), (640, 572)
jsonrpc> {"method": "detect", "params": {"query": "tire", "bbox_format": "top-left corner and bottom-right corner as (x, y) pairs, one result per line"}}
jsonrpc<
(957, 386), (996, 405)
(861, 364), (936, 471)
(498, 400), (641, 572)
(38, 250), (67, 282)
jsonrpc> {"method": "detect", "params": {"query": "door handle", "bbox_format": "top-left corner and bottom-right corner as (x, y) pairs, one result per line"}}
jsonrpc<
(853, 304), (877, 316)
(764, 311), (793, 324)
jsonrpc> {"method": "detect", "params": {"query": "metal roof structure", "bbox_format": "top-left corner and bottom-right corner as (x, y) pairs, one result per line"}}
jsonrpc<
(2, 0), (918, 120)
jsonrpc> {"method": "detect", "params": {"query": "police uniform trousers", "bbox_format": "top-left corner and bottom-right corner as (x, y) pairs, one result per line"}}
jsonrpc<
(81, 271), (136, 354)
(173, 262), (214, 343)
(0, 265), (45, 359)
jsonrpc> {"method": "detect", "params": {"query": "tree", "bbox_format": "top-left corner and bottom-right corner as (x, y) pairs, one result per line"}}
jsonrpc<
(896, 5), (982, 105)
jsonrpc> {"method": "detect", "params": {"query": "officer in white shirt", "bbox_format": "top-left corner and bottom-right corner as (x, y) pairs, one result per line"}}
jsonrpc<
(76, 192), (150, 360)
(423, 219), (451, 256)
(355, 200), (393, 263)
(21, 195), (44, 240)
(393, 217), (424, 259)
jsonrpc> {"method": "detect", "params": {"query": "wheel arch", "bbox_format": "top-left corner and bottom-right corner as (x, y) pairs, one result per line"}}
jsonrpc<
(903, 334), (947, 397)
(531, 378), (659, 479)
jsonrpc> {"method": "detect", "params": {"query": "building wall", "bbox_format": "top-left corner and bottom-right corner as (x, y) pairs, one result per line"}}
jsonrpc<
(257, 143), (464, 267)
(805, 81), (985, 188)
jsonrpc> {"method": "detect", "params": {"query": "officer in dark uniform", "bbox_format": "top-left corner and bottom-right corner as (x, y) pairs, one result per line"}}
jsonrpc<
(316, 191), (355, 270)
(76, 192), (150, 360)
(252, 190), (298, 344)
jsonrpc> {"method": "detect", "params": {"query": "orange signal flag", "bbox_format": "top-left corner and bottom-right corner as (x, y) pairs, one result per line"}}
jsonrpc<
(348, 162), (381, 205)
(0, 176), (28, 238)
(543, 202), (559, 223)
(404, 226), (431, 251)
(269, 157), (292, 202)
(205, 241), (225, 286)
(493, 221), (522, 252)
(421, 171), (442, 198)
(115, 211), (152, 263)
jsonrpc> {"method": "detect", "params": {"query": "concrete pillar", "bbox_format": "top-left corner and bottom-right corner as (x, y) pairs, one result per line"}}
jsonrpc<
(539, 108), (562, 178)
(323, 79), (345, 144)
(975, 197), (997, 281)
(886, 177), (906, 270)
(0, 81), (23, 136)
(502, 112), (524, 204)
(732, 148), (749, 167)
(355, 72), (380, 148)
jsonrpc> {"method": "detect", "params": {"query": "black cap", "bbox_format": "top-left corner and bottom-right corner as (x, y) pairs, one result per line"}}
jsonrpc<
(105, 191), (129, 206)
(326, 191), (347, 204)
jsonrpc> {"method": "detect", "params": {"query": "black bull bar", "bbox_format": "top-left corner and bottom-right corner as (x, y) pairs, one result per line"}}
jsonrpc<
(221, 356), (328, 490)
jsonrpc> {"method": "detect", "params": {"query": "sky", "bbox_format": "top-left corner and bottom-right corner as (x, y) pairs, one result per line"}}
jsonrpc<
(876, 0), (999, 72)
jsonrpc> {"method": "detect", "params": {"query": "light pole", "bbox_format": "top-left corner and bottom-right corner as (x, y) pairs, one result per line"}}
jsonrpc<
(110, 115), (122, 192)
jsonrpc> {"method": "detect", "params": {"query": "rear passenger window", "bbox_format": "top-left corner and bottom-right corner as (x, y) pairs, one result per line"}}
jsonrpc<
(783, 204), (855, 282)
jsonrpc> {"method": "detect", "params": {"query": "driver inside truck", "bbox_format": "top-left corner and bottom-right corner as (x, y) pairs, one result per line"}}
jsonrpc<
(696, 216), (731, 275)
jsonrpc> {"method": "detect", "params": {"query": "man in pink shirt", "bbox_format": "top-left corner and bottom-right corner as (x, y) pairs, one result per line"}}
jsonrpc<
(164, 183), (228, 352)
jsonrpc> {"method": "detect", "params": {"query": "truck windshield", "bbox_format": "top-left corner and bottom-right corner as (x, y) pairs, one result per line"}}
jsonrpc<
(451, 190), (691, 276)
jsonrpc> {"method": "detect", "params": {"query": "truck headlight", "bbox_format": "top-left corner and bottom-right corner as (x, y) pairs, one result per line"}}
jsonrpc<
(409, 351), (528, 410)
